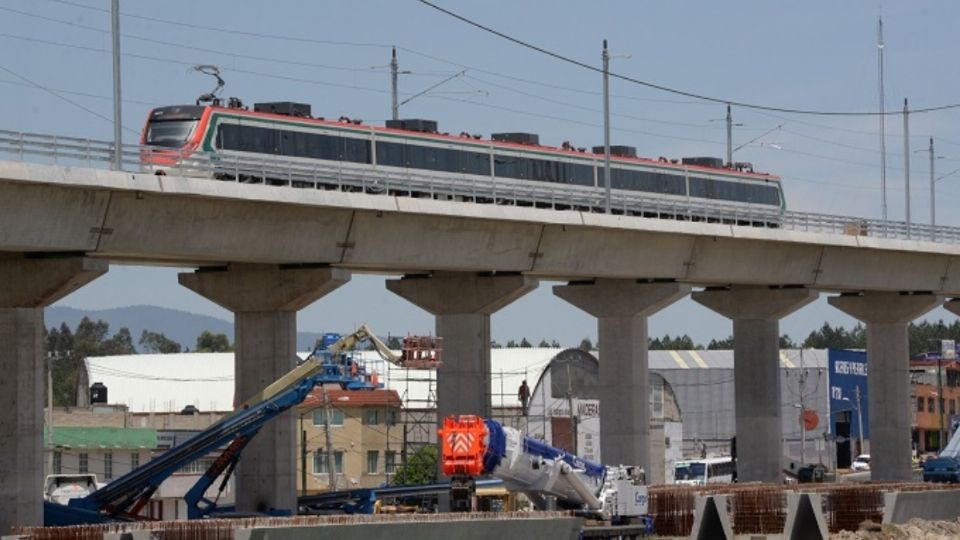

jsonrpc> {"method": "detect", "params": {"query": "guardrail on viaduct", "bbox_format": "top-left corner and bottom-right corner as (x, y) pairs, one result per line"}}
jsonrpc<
(3, 128), (959, 245)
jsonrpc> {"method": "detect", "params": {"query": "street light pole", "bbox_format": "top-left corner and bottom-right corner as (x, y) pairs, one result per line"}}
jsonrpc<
(602, 39), (611, 215)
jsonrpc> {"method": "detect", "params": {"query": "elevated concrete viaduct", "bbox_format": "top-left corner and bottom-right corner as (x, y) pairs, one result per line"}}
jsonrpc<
(3, 161), (960, 524)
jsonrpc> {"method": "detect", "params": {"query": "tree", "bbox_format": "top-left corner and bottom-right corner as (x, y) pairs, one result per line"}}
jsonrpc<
(195, 330), (232, 353)
(139, 330), (183, 354)
(550, 339), (561, 348)
(47, 317), (140, 406)
(779, 334), (797, 349)
(578, 337), (594, 351)
(649, 334), (698, 350)
(707, 335), (734, 350)
(506, 339), (518, 348)
(519, 337), (532, 348)
(393, 445), (438, 486)
(101, 328), (136, 356)
(386, 336), (404, 350)
(538, 339), (550, 347)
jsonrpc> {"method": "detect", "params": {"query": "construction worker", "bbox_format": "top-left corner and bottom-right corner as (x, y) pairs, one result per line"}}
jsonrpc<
(518, 380), (530, 416)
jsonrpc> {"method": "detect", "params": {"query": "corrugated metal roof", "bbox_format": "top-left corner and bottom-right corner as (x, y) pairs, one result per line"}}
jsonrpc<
(85, 353), (235, 412)
(46, 426), (157, 449)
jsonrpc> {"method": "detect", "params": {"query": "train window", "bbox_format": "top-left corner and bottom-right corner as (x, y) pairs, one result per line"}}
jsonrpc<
(340, 137), (371, 164)
(218, 124), (278, 154)
(688, 176), (781, 206)
(611, 168), (686, 195)
(376, 141), (404, 167)
(462, 151), (491, 176)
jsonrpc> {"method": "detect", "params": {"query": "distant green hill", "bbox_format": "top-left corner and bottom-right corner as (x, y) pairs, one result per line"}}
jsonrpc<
(45, 305), (328, 352)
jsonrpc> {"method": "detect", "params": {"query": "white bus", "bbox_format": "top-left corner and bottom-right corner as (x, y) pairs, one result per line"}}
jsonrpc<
(674, 457), (736, 485)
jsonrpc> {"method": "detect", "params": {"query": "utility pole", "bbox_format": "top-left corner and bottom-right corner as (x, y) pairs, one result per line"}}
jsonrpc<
(566, 361), (578, 454)
(47, 353), (54, 475)
(930, 137), (936, 239)
(938, 349), (945, 450)
(877, 17), (888, 228)
(854, 385), (864, 455)
(602, 39), (611, 215)
(390, 47), (399, 121)
(111, 0), (122, 170)
(799, 367), (807, 466)
(903, 98), (911, 238)
(322, 387), (336, 491)
(300, 415), (307, 495)
(726, 103), (733, 167)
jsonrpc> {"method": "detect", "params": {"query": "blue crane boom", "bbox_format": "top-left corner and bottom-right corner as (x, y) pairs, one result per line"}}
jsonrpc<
(44, 326), (420, 525)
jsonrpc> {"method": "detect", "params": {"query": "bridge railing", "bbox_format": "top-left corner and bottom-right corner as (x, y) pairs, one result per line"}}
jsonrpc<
(2, 129), (959, 245)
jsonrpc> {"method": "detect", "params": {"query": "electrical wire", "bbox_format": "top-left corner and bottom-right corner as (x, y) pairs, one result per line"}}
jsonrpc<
(0, 5), (435, 78)
(415, 0), (960, 117)
(43, 0), (392, 50)
(0, 63), (139, 135)
(0, 78), (160, 107)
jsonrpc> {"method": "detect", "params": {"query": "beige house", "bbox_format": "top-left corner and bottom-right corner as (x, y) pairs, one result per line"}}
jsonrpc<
(296, 387), (403, 494)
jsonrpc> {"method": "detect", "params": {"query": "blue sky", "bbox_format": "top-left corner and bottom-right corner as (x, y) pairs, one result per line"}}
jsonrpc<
(4, 1), (960, 346)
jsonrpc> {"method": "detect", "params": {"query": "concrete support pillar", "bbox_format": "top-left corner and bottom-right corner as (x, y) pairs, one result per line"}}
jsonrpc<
(0, 256), (106, 531)
(179, 263), (349, 513)
(553, 280), (690, 476)
(830, 292), (942, 481)
(387, 273), (537, 422)
(693, 286), (817, 483)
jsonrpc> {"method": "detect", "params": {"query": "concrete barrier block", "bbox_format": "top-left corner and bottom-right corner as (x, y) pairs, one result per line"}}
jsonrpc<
(883, 489), (960, 524)
(783, 493), (828, 540)
(690, 494), (734, 540)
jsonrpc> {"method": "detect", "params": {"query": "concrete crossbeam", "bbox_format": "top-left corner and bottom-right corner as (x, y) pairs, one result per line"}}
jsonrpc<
(0, 256), (106, 531)
(387, 273), (537, 421)
(829, 292), (942, 481)
(693, 286), (817, 483)
(180, 264), (350, 514)
(554, 280), (689, 473)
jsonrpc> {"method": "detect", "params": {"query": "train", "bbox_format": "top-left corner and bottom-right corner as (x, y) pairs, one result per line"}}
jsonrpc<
(140, 99), (785, 217)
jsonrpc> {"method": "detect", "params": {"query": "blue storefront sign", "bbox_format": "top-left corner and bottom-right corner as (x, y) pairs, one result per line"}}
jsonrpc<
(827, 349), (870, 440)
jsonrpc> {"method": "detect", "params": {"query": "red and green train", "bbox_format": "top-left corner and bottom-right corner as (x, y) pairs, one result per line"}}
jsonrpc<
(140, 101), (785, 213)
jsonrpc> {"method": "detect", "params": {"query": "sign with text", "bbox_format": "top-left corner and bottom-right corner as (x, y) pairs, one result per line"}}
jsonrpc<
(827, 349), (870, 440)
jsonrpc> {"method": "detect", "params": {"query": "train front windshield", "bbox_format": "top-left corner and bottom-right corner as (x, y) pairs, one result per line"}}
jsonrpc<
(145, 120), (197, 148)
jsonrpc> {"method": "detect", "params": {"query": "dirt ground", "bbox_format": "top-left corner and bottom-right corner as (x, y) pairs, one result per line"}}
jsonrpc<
(831, 518), (960, 539)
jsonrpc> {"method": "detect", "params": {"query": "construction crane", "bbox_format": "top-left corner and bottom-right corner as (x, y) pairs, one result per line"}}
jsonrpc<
(439, 415), (651, 528)
(45, 325), (436, 525)
(323, 324), (442, 369)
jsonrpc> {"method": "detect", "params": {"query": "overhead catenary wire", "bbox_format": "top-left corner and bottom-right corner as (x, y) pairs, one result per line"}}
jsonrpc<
(8, 11), (957, 195)
(415, 0), (960, 117)
(19, 2), (949, 148)
(0, 63), (139, 135)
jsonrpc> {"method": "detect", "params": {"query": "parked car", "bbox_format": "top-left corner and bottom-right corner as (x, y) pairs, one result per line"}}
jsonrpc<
(851, 454), (871, 471)
(922, 457), (960, 483)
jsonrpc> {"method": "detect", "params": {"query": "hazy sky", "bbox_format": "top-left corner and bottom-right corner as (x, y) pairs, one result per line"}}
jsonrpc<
(4, 1), (960, 346)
